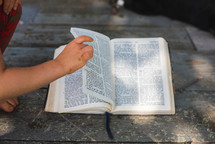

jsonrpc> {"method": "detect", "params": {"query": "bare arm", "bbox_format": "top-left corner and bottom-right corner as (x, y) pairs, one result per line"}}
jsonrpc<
(0, 36), (93, 101)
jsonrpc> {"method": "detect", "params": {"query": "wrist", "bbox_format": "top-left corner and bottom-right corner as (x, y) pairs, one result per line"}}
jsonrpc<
(52, 59), (68, 77)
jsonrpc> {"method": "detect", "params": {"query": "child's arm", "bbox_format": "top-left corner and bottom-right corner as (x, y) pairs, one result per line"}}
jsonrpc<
(0, 35), (93, 101)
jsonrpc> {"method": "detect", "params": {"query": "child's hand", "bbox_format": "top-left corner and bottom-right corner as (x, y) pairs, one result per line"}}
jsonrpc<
(55, 35), (94, 74)
(0, 0), (22, 15)
(0, 98), (19, 112)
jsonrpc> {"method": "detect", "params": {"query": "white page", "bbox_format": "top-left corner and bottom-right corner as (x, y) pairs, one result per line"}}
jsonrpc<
(111, 38), (174, 114)
(70, 28), (115, 105)
(59, 69), (111, 113)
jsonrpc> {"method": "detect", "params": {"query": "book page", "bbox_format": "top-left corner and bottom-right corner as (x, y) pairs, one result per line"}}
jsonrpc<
(45, 45), (111, 113)
(70, 28), (115, 106)
(59, 69), (111, 113)
(45, 45), (66, 112)
(111, 38), (174, 114)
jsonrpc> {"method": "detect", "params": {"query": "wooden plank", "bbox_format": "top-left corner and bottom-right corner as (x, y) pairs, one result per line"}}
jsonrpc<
(0, 90), (215, 143)
(3, 47), (54, 67)
(0, 142), (42, 144)
(32, 12), (175, 26)
(29, 0), (178, 27)
(170, 50), (215, 91)
(21, 0), (186, 28)
(10, 25), (194, 50)
(186, 76), (215, 91)
(186, 26), (215, 51)
(36, 0), (112, 15)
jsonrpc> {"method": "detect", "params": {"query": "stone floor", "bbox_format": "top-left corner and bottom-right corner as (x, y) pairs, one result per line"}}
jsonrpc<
(0, 0), (215, 143)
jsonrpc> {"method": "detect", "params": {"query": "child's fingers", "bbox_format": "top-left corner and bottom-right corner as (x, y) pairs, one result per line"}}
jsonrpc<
(7, 98), (18, 107)
(65, 43), (88, 51)
(13, 0), (20, 10)
(81, 45), (94, 60)
(73, 35), (94, 44)
(3, 0), (14, 14)
(7, 0), (15, 14)
(0, 102), (14, 112)
(79, 44), (89, 49)
(3, 0), (10, 14)
(82, 45), (94, 53)
(13, 97), (19, 105)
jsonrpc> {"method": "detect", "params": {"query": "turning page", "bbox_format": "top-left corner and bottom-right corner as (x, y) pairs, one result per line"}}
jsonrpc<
(70, 28), (115, 106)
(111, 38), (175, 114)
(58, 69), (111, 113)
(45, 45), (111, 113)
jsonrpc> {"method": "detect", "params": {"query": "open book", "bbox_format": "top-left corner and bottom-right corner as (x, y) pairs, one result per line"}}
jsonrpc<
(45, 28), (175, 115)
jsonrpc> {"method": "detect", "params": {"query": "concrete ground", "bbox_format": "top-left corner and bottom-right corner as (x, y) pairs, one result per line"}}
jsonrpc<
(0, 0), (215, 143)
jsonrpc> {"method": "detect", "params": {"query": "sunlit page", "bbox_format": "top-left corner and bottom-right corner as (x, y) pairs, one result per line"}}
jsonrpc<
(111, 38), (173, 114)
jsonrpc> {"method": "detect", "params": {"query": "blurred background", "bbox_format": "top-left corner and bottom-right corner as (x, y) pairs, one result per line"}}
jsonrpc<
(9, 0), (215, 51)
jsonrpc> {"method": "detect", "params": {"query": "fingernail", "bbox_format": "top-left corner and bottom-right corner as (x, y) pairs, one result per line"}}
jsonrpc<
(7, 106), (14, 112)
(9, 106), (13, 110)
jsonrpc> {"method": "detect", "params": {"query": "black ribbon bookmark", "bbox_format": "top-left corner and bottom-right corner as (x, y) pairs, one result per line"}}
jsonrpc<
(105, 112), (114, 139)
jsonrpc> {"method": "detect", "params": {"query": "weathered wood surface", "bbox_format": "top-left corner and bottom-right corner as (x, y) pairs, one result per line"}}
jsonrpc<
(11, 0), (193, 50)
(1, 0), (215, 143)
(10, 25), (194, 50)
(0, 91), (215, 143)
(22, 0), (185, 27)
(186, 26), (215, 51)
(1, 48), (215, 143)
(3, 47), (54, 67)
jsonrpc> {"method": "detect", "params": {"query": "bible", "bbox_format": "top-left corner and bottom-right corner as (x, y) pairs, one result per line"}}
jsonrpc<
(45, 28), (175, 115)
